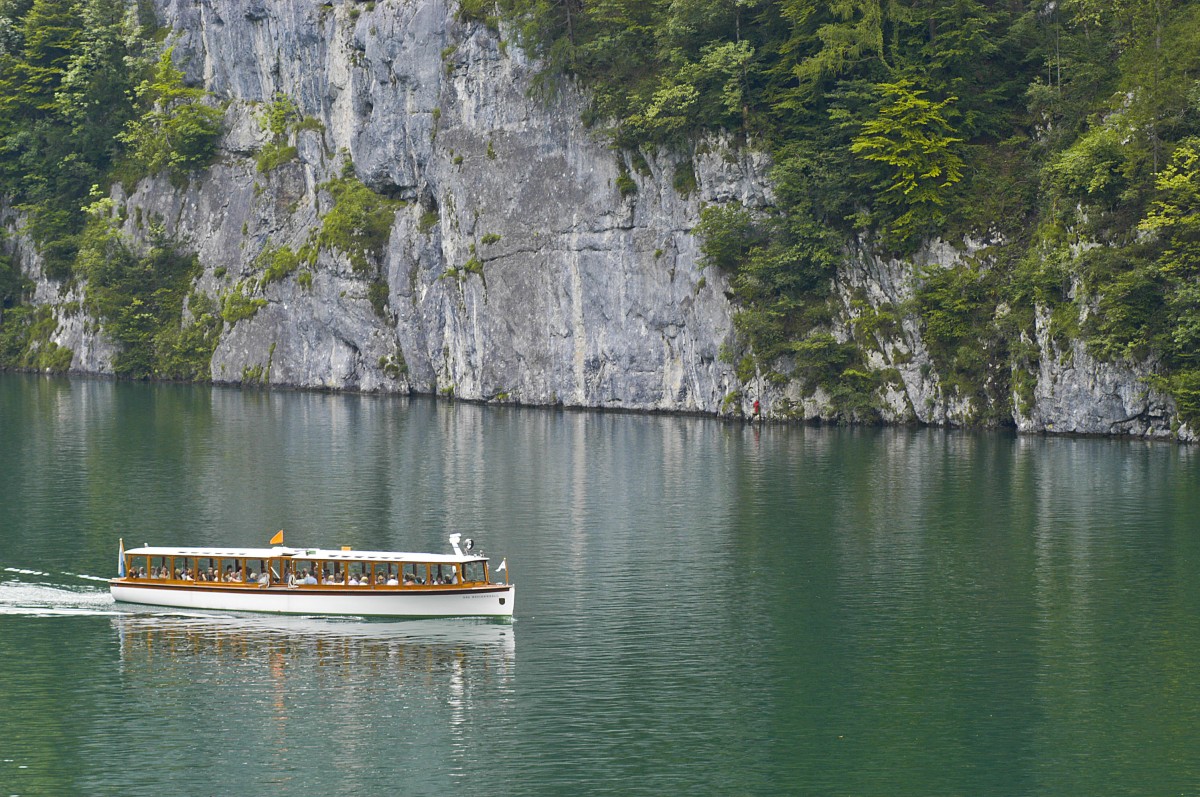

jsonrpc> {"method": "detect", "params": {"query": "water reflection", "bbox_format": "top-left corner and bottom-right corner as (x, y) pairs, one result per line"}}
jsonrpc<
(107, 613), (516, 793)
(6, 374), (1200, 795)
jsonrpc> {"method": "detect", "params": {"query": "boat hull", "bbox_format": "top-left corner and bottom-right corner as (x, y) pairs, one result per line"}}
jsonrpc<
(110, 581), (515, 618)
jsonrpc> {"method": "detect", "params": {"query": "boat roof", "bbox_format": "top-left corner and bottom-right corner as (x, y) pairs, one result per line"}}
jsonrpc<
(124, 546), (488, 565)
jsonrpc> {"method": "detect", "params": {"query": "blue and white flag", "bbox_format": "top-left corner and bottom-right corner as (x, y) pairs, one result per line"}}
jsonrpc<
(117, 538), (125, 577)
(495, 559), (506, 572)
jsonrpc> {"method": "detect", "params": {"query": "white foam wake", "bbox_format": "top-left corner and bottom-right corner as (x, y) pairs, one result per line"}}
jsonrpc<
(0, 579), (118, 617)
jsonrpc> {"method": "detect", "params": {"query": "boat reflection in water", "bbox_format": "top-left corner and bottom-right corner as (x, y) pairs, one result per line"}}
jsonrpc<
(110, 609), (516, 786)
(112, 609), (516, 663)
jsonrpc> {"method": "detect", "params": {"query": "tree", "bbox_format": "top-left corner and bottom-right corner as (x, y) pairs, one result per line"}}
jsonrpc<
(849, 78), (963, 242)
(118, 47), (223, 179)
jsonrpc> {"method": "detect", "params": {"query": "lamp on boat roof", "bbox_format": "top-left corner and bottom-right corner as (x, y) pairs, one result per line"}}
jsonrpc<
(465, 538), (474, 552)
(449, 533), (463, 556)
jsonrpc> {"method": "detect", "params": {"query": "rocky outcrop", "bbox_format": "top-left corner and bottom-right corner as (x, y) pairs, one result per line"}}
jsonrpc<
(119, 0), (776, 412)
(5, 0), (1192, 440)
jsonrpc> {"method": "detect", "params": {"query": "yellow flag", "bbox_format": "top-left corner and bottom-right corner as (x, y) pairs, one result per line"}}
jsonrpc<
(270, 530), (284, 545)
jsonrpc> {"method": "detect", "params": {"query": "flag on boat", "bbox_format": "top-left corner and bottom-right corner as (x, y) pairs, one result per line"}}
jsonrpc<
(117, 538), (125, 577)
(270, 529), (284, 545)
(495, 559), (506, 572)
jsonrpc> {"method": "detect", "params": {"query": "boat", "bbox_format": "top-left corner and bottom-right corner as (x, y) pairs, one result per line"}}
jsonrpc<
(109, 534), (514, 618)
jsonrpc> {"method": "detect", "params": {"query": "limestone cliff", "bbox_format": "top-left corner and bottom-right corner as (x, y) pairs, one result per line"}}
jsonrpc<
(5, 0), (1191, 441)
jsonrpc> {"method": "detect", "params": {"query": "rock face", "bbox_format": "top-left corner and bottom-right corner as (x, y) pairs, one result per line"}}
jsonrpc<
(117, 0), (775, 413)
(4, 0), (1192, 441)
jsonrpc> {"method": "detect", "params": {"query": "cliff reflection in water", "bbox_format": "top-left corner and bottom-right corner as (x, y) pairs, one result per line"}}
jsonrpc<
(109, 613), (515, 788)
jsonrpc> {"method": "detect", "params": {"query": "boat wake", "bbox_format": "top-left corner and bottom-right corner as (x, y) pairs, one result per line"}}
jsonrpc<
(0, 575), (119, 617)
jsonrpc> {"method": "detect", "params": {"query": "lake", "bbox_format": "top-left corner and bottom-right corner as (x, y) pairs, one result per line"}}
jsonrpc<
(2, 372), (1198, 795)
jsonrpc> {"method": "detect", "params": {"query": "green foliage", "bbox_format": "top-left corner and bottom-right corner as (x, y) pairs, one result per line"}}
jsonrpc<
(477, 0), (1200, 426)
(848, 79), (964, 245)
(74, 201), (217, 379)
(1134, 135), (1200, 424)
(0, 304), (74, 371)
(316, 175), (402, 272)
(254, 93), (303, 173)
(615, 172), (637, 197)
(257, 92), (299, 139)
(367, 277), (389, 317)
(378, 351), (407, 379)
(912, 259), (1011, 407)
(480, 233), (501, 245)
(117, 47), (224, 181)
(672, 159), (696, 196)
(0, 0), (154, 278)
(255, 243), (305, 286)
(256, 142), (298, 173)
(419, 209), (440, 233)
(0, 253), (31, 311)
(220, 282), (266, 325)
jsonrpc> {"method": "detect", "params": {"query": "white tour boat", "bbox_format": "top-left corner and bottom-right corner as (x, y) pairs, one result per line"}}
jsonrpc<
(109, 534), (514, 618)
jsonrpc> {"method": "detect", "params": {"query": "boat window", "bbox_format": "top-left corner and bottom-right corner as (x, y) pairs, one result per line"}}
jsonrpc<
(149, 556), (171, 579)
(380, 563), (400, 585)
(178, 557), (196, 581)
(462, 561), (485, 583)
(128, 556), (147, 578)
(401, 564), (423, 585)
(198, 558), (219, 582)
(348, 564), (369, 586)
(293, 560), (319, 585)
(314, 559), (333, 585)
(430, 563), (458, 585)
(217, 558), (240, 583)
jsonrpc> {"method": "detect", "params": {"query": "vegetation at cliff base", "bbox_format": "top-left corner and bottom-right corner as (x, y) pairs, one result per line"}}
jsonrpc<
(0, 0), (224, 375)
(472, 0), (1200, 425)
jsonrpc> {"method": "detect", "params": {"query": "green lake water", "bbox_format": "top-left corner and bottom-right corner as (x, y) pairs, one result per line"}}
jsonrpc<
(1, 372), (1199, 795)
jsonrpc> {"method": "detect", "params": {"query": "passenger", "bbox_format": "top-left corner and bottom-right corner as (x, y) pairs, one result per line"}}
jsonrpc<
(247, 570), (256, 582)
(302, 570), (317, 585)
(386, 573), (399, 586)
(348, 574), (359, 586)
(258, 571), (269, 585)
(402, 572), (416, 585)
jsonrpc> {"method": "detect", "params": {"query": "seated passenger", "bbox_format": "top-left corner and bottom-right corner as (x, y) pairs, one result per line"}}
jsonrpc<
(402, 572), (416, 585)
(258, 571), (269, 585)
(348, 574), (359, 586)
(302, 569), (317, 585)
(386, 574), (399, 585)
